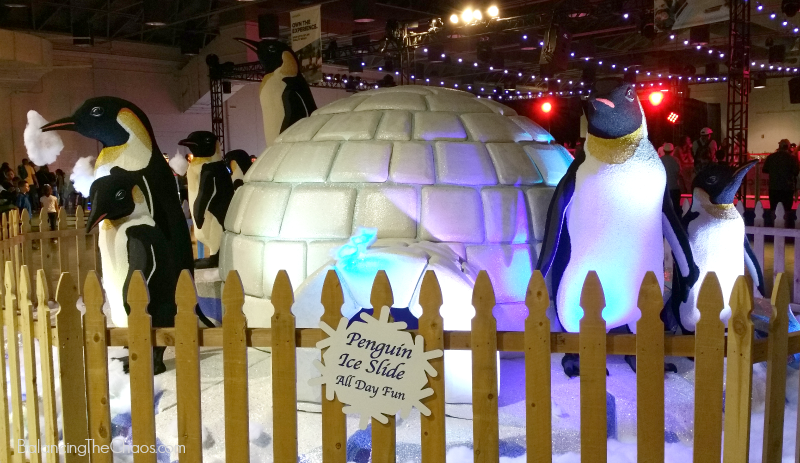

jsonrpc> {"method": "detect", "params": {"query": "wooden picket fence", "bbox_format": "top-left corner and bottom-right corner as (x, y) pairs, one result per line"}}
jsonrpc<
(2, 260), (800, 463)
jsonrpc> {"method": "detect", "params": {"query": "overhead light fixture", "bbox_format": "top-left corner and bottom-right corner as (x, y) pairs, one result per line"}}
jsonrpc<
(258, 14), (279, 39)
(353, 0), (375, 23)
(143, 0), (169, 26)
(473, 10), (482, 20)
(2, 0), (27, 7)
(450, 14), (459, 24)
(754, 72), (767, 88)
(461, 8), (473, 23)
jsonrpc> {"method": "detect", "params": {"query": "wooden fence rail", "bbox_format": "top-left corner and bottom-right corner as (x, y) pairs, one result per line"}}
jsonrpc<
(2, 263), (800, 463)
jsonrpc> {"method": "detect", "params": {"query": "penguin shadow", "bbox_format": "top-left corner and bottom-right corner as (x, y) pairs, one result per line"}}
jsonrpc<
(160, 347), (222, 373)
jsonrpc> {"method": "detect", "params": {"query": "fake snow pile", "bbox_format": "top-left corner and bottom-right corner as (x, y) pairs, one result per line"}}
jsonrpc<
(23, 110), (63, 166)
(70, 157), (95, 196)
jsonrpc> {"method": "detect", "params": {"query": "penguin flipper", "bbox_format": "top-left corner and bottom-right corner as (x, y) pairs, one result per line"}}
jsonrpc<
(281, 77), (316, 132)
(661, 187), (699, 301)
(124, 226), (177, 328)
(194, 164), (231, 230)
(744, 235), (766, 297)
(536, 152), (583, 277)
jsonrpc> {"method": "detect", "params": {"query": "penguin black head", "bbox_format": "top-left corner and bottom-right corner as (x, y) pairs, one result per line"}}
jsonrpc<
(225, 149), (252, 174)
(178, 131), (218, 158)
(235, 38), (298, 75)
(40, 97), (151, 148)
(584, 78), (643, 139)
(86, 171), (140, 232)
(693, 160), (758, 205)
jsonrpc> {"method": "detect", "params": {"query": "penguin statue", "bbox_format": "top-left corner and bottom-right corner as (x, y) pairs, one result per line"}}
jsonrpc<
(537, 79), (699, 377)
(671, 161), (765, 333)
(235, 38), (317, 148)
(40, 97), (194, 276)
(224, 149), (252, 190)
(178, 131), (234, 269)
(85, 169), (214, 374)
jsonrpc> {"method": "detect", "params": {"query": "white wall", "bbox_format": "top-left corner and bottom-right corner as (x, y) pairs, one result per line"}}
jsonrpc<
(690, 77), (800, 154)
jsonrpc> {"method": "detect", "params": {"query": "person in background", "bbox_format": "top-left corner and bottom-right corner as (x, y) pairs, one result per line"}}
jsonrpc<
(55, 169), (66, 206)
(40, 184), (58, 231)
(0, 166), (15, 191)
(693, 127), (718, 173)
(678, 135), (695, 193)
(763, 139), (800, 217)
(15, 180), (31, 218)
(21, 159), (39, 211)
(660, 143), (683, 217)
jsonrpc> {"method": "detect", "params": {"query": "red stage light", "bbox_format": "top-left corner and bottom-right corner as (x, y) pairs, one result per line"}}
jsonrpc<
(667, 112), (679, 123)
(648, 91), (664, 105)
(541, 101), (552, 113)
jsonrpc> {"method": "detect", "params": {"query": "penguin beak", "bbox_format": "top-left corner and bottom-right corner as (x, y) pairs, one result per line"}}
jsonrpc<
(178, 139), (197, 148)
(733, 159), (759, 179)
(86, 210), (106, 233)
(235, 38), (260, 52)
(40, 117), (77, 132)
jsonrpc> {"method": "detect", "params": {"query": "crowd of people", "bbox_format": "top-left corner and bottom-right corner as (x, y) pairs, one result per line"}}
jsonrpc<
(0, 159), (77, 231)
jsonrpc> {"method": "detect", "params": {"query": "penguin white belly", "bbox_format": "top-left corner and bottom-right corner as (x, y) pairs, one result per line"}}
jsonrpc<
(99, 215), (155, 328)
(259, 74), (288, 151)
(558, 154), (666, 332)
(680, 212), (744, 331)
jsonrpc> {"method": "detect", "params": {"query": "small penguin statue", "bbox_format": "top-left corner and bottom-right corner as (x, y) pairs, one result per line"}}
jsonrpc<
(179, 131), (234, 269)
(537, 78), (699, 377)
(672, 161), (765, 333)
(235, 38), (317, 148)
(224, 149), (252, 190)
(86, 169), (216, 374)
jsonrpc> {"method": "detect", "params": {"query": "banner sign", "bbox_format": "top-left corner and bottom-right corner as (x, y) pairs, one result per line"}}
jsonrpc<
(310, 308), (444, 429)
(291, 5), (322, 83)
(655, 0), (729, 32)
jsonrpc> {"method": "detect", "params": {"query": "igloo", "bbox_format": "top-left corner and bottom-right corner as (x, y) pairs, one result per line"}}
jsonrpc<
(221, 86), (572, 403)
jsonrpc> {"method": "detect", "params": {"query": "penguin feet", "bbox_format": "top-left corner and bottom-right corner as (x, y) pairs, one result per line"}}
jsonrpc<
(624, 355), (678, 374)
(194, 253), (220, 269)
(562, 353), (610, 378)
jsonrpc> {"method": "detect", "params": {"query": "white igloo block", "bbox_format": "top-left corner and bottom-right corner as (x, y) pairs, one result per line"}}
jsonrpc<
(307, 240), (348, 276)
(524, 143), (573, 186)
(354, 92), (427, 111)
(486, 143), (543, 185)
(420, 187), (484, 243)
(280, 186), (357, 239)
(328, 141), (392, 182)
(335, 244), (429, 308)
(476, 98), (517, 115)
(413, 112), (467, 141)
(389, 142), (435, 184)
(353, 186), (418, 238)
(229, 235), (266, 297)
(274, 114), (333, 143)
(466, 244), (534, 303)
(242, 295), (274, 328)
(312, 95), (369, 115)
(219, 232), (235, 276)
(273, 141), (340, 182)
(262, 241), (306, 298)
(434, 142), (498, 186)
(460, 113), (533, 143)
(444, 351), (475, 403)
(481, 188), (530, 243)
(441, 242), (466, 259)
(525, 187), (556, 241)
(362, 86), (435, 95)
(224, 184), (255, 233)
(313, 111), (382, 141)
(508, 116), (555, 143)
(239, 184), (292, 237)
(245, 143), (294, 182)
(375, 111), (412, 141)
(425, 94), (492, 113)
(494, 302), (528, 331)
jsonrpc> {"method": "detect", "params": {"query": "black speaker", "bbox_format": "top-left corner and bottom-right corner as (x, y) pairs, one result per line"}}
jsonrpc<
(769, 45), (786, 63)
(789, 76), (800, 103)
(539, 23), (571, 72)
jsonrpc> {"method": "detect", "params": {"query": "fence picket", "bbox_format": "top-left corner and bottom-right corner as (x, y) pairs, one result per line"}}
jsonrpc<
(74, 208), (85, 291)
(11, 211), (21, 284)
(763, 273), (789, 463)
(271, 270), (298, 462)
(319, 270), (347, 463)
(222, 270), (249, 463)
(127, 271), (157, 463)
(636, 271), (664, 463)
(754, 201), (765, 227)
(472, 270), (499, 463)
(57, 210), (69, 277)
(579, 271), (607, 463)
(0, 267), (11, 463)
(21, 210), (32, 276)
(693, 272), (725, 463)
(19, 266), (41, 463)
(525, 271), (552, 463)
(82, 271), (112, 463)
(174, 270), (202, 463)
(775, 203), (786, 228)
(723, 276), (754, 463)
(5, 261), (24, 463)
(35, 270), (58, 463)
(418, 270), (446, 463)
(370, 270), (397, 463)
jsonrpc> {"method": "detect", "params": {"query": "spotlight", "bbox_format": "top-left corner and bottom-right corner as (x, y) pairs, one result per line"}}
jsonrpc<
(450, 14), (459, 24)
(143, 0), (169, 26)
(487, 5), (499, 17)
(473, 10), (482, 20)
(623, 13), (629, 19)
(2, 0), (27, 6)
(541, 101), (552, 113)
(648, 91), (664, 105)
(462, 8), (474, 23)
(754, 72), (767, 88)
(667, 112), (679, 123)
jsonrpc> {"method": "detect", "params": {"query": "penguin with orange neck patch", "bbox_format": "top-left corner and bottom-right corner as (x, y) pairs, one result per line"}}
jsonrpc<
(537, 79), (699, 377)
(235, 38), (317, 147)
(40, 97), (194, 277)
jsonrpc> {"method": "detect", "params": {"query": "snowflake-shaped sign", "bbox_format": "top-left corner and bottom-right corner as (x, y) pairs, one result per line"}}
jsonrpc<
(310, 308), (444, 429)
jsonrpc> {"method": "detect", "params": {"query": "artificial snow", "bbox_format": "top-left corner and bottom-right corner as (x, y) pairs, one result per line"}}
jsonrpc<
(169, 151), (189, 177)
(71, 156), (95, 196)
(23, 110), (63, 166)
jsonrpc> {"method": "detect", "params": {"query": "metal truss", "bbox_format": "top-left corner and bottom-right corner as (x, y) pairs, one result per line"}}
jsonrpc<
(726, 0), (750, 181)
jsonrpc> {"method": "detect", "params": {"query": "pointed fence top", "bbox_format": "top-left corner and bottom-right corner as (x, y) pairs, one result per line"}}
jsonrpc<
(272, 270), (294, 317)
(321, 269), (344, 313)
(4, 261), (16, 296)
(472, 270), (496, 317)
(370, 270), (393, 317)
(175, 270), (197, 314)
(36, 269), (49, 304)
(126, 271), (150, 315)
(18, 265), (30, 304)
(637, 271), (662, 317)
(525, 270), (549, 315)
(770, 273), (790, 322)
(83, 271), (103, 312)
(419, 270), (443, 311)
(697, 271), (724, 318)
(580, 271), (606, 319)
(222, 270), (245, 312)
